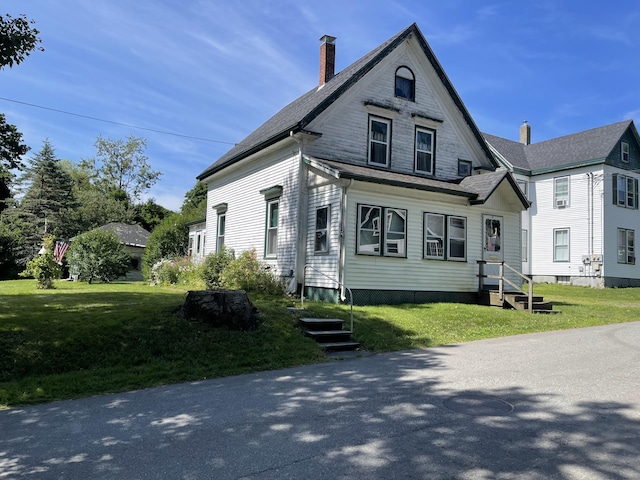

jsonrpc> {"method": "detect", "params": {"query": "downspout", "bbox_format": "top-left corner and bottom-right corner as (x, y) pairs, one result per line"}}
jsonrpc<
(338, 178), (354, 301)
(289, 131), (306, 294)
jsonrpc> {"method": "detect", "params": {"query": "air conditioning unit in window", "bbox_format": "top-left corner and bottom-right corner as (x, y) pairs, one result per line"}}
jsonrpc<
(556, 199), (568, 208)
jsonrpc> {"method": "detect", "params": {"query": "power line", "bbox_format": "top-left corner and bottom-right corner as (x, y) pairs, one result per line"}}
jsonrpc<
(0, 96), (239, 146)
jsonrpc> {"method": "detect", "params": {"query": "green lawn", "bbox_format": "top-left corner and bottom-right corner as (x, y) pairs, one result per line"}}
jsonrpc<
(1, 279), (639, 408)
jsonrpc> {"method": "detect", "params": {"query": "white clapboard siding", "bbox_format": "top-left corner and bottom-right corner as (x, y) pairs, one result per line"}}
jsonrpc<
(305, 181), (342, 288)
(303, 39), (487, 181)
(205, 147), (300, 276)
(342, 180), (522, 292)
(529, 167), (602, 277)
(602, 165), (640, 279)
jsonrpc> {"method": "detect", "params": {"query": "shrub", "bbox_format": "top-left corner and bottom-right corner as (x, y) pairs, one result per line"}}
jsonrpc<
(201, 247), (235, 289)
(19, 235), (61, 289)
(150, 256), (204, 288)
(219, 248), (284, 295)
(67, 229), (131, 283)
(142, 212), (198, 279)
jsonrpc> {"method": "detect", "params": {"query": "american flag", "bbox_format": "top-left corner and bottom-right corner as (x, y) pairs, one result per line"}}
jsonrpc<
(54, 241), (70, 263)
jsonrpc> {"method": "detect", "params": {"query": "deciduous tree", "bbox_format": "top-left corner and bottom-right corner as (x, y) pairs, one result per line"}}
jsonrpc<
(67, 228), (131, 284)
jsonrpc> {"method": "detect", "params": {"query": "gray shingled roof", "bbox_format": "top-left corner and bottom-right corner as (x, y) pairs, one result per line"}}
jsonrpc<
(310, 158), (529, 208)
(198, 23), (495, 180)
(97, 223), (150, 248)
(484, 120), (633, 173)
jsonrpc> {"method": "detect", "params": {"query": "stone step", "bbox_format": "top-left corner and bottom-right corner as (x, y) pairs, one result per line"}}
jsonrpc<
(317, 341), (361, 352)
(305, 330), (354, 343)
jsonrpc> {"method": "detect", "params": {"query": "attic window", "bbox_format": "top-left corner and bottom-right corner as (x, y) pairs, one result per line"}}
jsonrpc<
(622, 142), (630, 163)
(395, 66), (415, 101)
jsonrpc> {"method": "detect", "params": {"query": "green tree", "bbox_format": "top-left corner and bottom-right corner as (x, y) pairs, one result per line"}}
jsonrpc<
(81, 135), (161, 203)
(19, 235), (61, 289)
(0, 113), (30, 213)
(0, 13), (43, 69)
(7, 140), (76, 263)
(142, 212), (191, 278)
(133, 198), (173, 232)
(67, 228), (131, 284)
(181, 181), (207, 217)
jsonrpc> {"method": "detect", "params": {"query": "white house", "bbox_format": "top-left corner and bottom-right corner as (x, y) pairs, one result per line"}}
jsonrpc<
(486, 120), (640, 287)
(197, 24), (529, 305)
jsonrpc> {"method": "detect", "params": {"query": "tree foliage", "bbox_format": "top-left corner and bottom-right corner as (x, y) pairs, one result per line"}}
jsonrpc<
(19, 235), (61, 289)
(133, 198), (173, 232)
(181, 181), (207, 217)
(0, 13), (43, 70)
(81, 136), (161, 203)
(0, 113), (29, 174)
(67, 228), (131, 284)
(142, 213), (191, 278)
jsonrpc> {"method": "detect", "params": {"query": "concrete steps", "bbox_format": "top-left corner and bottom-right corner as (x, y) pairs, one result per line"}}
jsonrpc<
(291, 313), (361, 352)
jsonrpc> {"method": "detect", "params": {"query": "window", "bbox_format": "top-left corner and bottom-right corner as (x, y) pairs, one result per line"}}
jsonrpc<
(458, 160), (472, 177)
(357, 204), (406, 257)
(415, 127), (435, 174)
(188, 236), (194, 257)
(196, 233), (202, 255)
(618, 228), (635, 264)
(622, 142), (630, 163)
(314, 206), (329, 254)
(265, 199), (279, 257)
(448, 216), (466, 260)
(613, 173), (639, 209)
(216, 213), (226, 252)
(394, 66), (415, 100)
(522, 229), (528, 263)
(368, 117), (391, 166)
(554, 176), (569, 208)
(424, 213), (466, 261)
(553, 228), (569, 262)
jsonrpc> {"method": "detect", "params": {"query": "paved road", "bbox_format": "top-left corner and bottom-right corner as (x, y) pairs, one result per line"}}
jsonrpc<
(1, 322), (639, 479)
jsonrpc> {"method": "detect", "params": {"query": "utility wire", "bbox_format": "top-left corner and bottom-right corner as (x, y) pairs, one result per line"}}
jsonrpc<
(0, 96), (239, 146)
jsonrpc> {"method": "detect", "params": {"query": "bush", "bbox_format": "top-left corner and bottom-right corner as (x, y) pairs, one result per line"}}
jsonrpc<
(201, 247), (235, 289)
(67, 229), (131, 283)
(150, 256), (204, 288)
(19, 235), (61, 289)
(142, 212), (197, 279)
(220, 249), (284, 295)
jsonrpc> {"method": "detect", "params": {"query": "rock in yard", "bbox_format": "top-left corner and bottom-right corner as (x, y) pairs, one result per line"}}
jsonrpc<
(181, 289), (259, 331)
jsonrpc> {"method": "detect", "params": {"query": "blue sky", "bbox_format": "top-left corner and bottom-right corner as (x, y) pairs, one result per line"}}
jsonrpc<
(2, 1), (639, 210)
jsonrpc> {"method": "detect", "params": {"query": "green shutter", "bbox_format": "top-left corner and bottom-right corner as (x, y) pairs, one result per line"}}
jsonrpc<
(635, 178), (639, 210)
(613, 174), (618, 205)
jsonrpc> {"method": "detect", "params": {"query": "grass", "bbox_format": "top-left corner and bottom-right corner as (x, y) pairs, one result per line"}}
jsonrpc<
(1, 279), (639, 408)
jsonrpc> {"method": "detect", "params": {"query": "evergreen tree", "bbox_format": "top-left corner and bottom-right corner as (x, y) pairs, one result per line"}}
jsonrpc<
(8, 140), (76, 262)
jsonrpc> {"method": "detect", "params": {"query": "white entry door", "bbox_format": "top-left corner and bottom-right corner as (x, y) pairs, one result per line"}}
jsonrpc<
(482, 215), (503, 286)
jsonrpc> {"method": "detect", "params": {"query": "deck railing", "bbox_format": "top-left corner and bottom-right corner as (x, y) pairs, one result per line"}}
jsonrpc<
(477, 261), (534, 313)
(301, 264), (354, 332)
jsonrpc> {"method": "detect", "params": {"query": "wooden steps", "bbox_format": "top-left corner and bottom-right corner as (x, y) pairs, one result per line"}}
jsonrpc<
(488, 291), (560, 314)
(288, 311), (361, 352)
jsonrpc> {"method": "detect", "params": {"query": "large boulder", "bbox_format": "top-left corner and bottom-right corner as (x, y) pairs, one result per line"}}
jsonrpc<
(181, 289), (259, 331)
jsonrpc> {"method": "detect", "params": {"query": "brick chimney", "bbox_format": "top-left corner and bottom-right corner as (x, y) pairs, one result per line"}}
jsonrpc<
(319, 35), (336, 86)
(520, 120), (531, 145)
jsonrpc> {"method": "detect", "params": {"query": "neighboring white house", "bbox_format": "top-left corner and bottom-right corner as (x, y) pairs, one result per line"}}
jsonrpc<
(485, 120), (640, 287)
(197, 23), (529, 305)
(186, 219), (206, 262)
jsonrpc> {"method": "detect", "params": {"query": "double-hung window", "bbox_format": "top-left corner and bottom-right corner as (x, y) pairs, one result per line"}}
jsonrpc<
(522, 229), (528, 263)
(553, 228), (569, 262)
(554, 176), (569, 208)
(216, 213), (226, 252)
(423, 213), (466, 261)
(265, 199), (279, 258)
(314, 206), (329, 254)
(622, 142), (630, 163)
(415, 127), (435, 174)
(613, 173), (639, 209)
(618, 228), (635, 264)
(368, 117), (391, 167)
(357, 204), (406, 257)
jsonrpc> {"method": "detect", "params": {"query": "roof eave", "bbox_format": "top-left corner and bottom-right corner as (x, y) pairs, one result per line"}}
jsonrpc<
(341, 172), (477, 199)
(531, 157), (605, 176)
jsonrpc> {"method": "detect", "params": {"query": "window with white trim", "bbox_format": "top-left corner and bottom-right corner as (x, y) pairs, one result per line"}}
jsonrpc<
(622, 142), (630, 163)
(458, 160), (472, 177)
(553, 228), (569, 262)
(265, 199), (279, 258)
(424, 213), (466, 261)
(357, 204), (406, 257)
(415, 127), (435, 174)
(554, 176), (569, 208)
(613, 173), (639, 209)
(314, 206), (329, 254)
(368, 117), (391, 166)
(216, 213), (226, 252)
(618, 228), (635, 264)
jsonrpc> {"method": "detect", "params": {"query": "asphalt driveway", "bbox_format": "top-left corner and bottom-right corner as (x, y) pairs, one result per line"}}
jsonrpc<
(1, 321), (639, 479)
